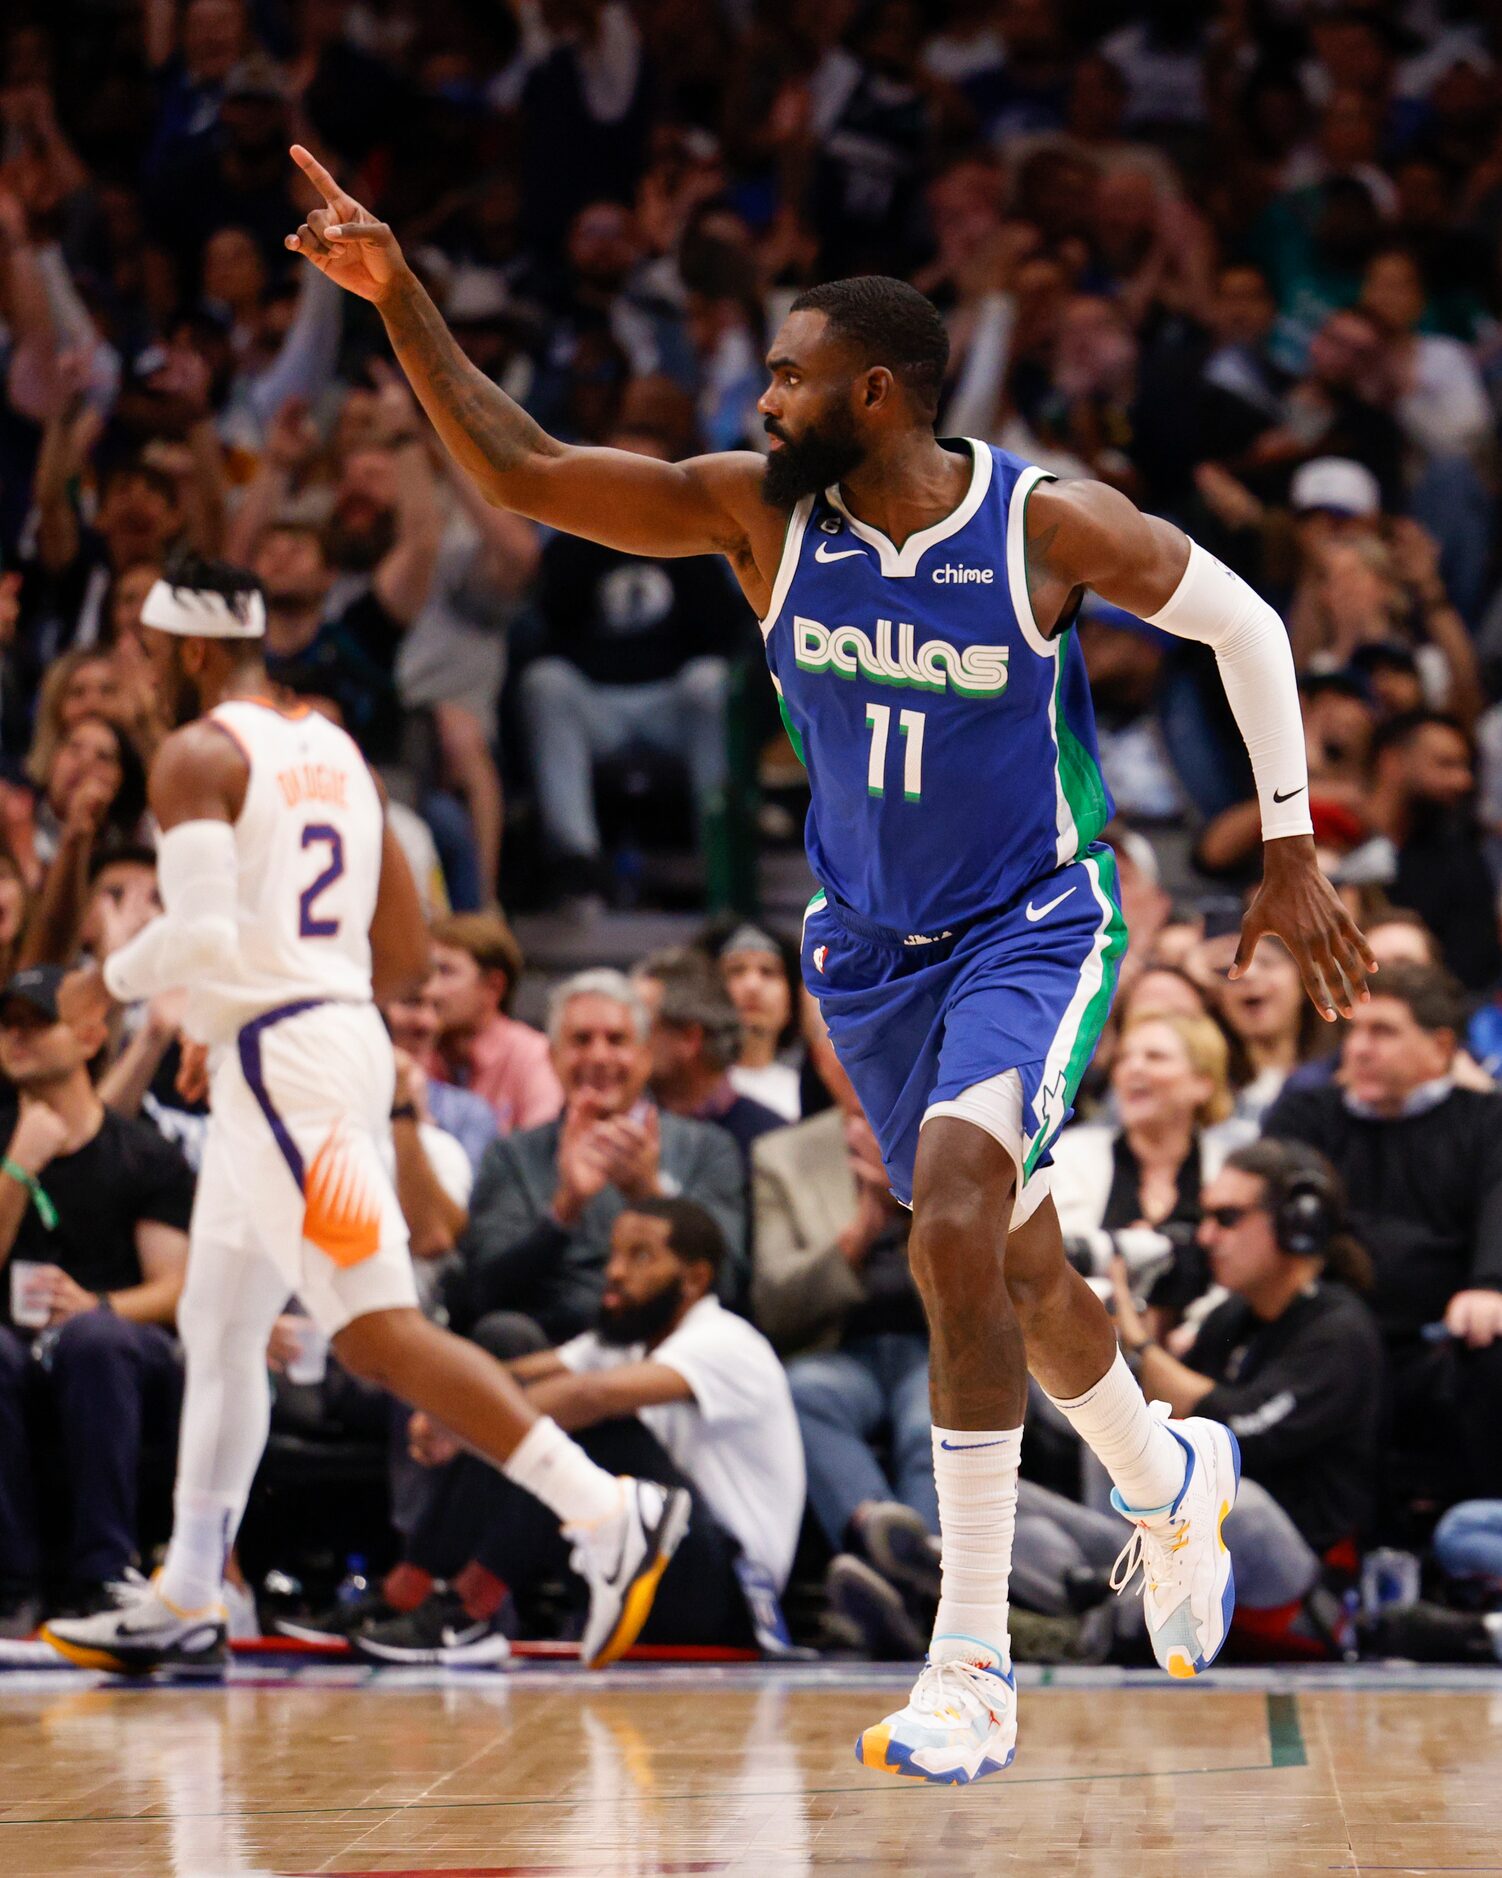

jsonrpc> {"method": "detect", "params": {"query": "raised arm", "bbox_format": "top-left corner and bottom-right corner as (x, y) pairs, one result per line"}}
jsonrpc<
(1025, 479), (1376, 1020)
(284, 148), (771, 575)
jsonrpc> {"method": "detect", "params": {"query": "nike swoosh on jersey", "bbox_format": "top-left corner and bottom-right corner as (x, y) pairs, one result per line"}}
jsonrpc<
(1025, 886), (1077, 922)
(814, 541), (867, 563)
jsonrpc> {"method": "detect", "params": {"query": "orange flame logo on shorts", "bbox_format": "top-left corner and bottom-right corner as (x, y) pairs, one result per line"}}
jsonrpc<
(303, 1126), (382, 1268)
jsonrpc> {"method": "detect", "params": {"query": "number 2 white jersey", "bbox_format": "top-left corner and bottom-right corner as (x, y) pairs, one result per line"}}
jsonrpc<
(187, 698), (384, 1043)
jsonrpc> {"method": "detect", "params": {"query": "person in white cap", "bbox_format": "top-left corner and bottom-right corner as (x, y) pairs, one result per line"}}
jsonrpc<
(42, 553), (688, 1675)
(1289, 456), (1382, 526)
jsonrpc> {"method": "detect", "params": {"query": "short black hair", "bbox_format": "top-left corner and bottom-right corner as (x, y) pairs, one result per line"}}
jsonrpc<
(623, 1196), (726, 1280)
(789, 276), (950, 418)
(87, 840), (159, 885)
(1370, 707), (1471, 765)
(103, 458), (179, 509)
(162, 550), (264, 629)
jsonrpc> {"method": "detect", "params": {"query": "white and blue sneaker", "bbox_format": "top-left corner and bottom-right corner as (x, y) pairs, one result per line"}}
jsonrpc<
(855, 1642), (1017, 1783)
(1109, 1410), (1242, 1679)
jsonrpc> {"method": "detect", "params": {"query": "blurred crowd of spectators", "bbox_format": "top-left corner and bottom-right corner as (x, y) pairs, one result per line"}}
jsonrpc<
(5, 0), (1502, 1665)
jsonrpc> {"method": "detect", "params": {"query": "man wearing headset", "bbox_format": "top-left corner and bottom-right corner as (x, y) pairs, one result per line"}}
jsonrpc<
(1110, 1140), (1383, 1597)
(1008, 1139), (1384, 1652)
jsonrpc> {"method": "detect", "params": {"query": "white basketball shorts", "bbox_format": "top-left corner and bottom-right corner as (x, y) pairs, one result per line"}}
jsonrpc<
(192, 998), (418, 1334)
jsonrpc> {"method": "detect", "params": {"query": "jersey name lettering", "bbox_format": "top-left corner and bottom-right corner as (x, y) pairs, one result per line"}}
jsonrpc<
(277, 763), (350, 812)
(793, 614), (1009, 700)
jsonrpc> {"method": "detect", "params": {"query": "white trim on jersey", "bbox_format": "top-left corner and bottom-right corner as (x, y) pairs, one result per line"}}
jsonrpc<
(759, 494), (816, 641)
(824, 437), (993, 579)
(1002, 462), (1074, 865)
(1003, 463), (1058, 661)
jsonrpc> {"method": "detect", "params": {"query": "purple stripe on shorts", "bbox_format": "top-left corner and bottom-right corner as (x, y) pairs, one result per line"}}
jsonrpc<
(236, 998), (328, 1190)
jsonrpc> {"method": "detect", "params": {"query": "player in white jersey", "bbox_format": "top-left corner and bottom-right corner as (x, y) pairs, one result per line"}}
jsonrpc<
(43, 556), (689, 1675)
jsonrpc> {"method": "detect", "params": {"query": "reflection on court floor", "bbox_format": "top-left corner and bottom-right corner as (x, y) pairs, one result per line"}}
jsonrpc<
(1, 1662), (1499, 1876)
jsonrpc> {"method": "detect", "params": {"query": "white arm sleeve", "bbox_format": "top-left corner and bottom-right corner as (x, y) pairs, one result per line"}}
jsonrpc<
(1144, 540), (1314, 842)
(102, 821), (240, 1004)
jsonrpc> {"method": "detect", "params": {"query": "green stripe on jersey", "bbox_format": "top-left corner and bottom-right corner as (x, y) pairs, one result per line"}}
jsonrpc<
(1052, 630), (1111, 854)
(1023, 846), (1128, 1178)
(776, 692), (807, 768)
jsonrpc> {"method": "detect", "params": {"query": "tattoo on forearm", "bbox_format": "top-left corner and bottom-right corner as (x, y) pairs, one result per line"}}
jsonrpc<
(381, 279), (551, 484)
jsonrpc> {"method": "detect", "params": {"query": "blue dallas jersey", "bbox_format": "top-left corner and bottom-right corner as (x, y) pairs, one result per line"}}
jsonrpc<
(763, 439), (1114, 937)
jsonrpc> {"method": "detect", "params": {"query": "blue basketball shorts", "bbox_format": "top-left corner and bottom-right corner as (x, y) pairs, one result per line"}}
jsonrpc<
(801, 845), (1127, 1214)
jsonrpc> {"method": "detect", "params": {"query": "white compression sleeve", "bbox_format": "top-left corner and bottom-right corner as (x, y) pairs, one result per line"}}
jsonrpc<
(1144, 540), (1314, 842)
(102, 820), (240, 1003)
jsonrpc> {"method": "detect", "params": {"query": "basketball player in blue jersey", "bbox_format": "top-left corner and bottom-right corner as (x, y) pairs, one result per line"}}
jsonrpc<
(287, 147), (1375, 1783)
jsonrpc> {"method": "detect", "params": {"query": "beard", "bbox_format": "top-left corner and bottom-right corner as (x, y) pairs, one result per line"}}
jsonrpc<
(164, 641), (202, 727)
(595, 1276), (684, 1348)
(325, 507), (396, 573)
(762, 405), (866, 508)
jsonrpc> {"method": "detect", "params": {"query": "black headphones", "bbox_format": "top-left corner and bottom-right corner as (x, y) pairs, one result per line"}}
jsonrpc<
(1273, 1162), (1339, 1259)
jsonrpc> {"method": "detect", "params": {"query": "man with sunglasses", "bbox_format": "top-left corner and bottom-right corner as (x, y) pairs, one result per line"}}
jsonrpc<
(1010, 1139), (1383, 1654)
(1111, 1139), (1382, 1596)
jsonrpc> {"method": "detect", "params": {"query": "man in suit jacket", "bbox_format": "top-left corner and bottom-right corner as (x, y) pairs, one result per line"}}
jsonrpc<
(449, 970), (746, 1346)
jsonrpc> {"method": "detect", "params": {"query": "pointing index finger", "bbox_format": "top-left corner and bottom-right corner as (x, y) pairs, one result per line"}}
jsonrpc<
(290, 143), (350, 212)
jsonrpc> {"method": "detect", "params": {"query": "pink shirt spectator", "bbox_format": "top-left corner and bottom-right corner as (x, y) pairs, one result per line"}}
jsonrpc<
(429, 1013), (564, 1136)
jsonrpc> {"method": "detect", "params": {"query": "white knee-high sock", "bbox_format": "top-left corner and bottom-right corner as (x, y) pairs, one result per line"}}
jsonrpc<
(158, 1252), (282, 1614)
(503, 1416), (625, 1528)
(1044, 1350), (1187, 1514)
(158, 1491), (239, 1614)
(929, 1426), (1022, 1668)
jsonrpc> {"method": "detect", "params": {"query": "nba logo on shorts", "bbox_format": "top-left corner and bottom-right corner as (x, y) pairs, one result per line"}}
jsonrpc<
(813, 945), (828, 974)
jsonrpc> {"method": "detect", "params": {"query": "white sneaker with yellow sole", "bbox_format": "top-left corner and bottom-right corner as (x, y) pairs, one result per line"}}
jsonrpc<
(1109, 1412), (1241, 1679)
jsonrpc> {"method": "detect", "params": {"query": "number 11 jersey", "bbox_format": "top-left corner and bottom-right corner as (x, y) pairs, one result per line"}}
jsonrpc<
(190, 697), (384, 1042)
(762, 440), (1114, 938)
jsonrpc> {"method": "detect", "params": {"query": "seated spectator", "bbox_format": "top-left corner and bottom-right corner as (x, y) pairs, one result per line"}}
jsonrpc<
(713, 923), (803, 1122)
(1191, 262), (1291, 479)
(1117, 962), (1215, 1028)
(1358, 247), (1493, 616)
(24, 453), (184, 669)
(752, 997), (936, 1656)
(1264, 962), (1502, 1502)
(251, 395), (445, 772)
(78, 848), (212, 1172)
(424, 913), (562, 1137)
(1295, 525), (1483, 726)
(631, 946), (783, 1165)
(1011, 1140), (1384, 1659)
(0, 966), (192, 1629)
(1362, 711), (1501, 990)
(1083, 958), (1221, 1117)
(382, 980), (498, 1176)
(351, 1199), (804, 1664)
(1202, 934), (1323, 1123)
(1051, 1011), (1253, 1322)
(1366, 907), (1445, 971)
(15, 715), (149, 886)
(0, 854), (30, 989)
(24, 650), (134, 788)
(448, 969), (745, 1344)
(520, 420), (747, 904)
(387, 1044), (477, 1279)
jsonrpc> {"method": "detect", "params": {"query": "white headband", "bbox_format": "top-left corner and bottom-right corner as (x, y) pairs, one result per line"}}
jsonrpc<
(141, 579), (266, 640)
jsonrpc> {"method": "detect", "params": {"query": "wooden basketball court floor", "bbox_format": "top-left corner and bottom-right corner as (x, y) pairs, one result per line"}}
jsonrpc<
(1, 1658), (1499, 1877)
